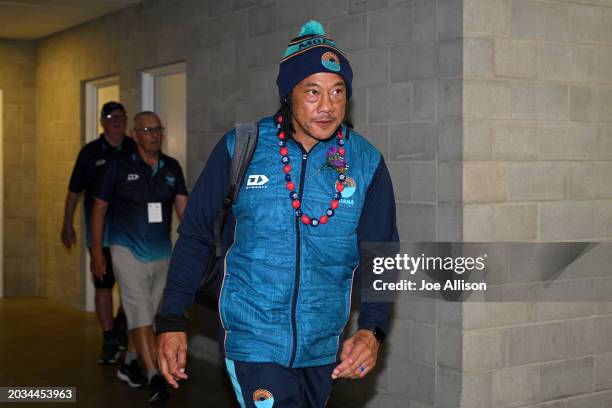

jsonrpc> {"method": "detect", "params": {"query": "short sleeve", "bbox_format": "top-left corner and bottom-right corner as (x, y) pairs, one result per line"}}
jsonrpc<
(68, 149), (88, 193)
(94, 157), (119, 203)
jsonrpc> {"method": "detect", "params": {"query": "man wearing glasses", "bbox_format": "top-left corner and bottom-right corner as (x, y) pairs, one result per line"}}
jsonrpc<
(62, 101), (135, 366)
(91, 111), (188, 403)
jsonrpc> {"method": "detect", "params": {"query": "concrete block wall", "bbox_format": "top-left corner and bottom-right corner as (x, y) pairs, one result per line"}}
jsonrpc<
(462, 0), (612, 241)
(461, 1), (612, 406)
(459, 302), (612, 408)
(0, 40), (37, 296)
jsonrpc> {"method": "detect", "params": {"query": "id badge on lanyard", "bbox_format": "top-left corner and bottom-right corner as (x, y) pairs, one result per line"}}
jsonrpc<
(148, 202), (163, 223)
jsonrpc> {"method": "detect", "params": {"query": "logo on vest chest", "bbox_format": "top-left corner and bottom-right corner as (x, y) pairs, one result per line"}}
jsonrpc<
(246, 174), (269, 189)
(338, 176), (357, 206)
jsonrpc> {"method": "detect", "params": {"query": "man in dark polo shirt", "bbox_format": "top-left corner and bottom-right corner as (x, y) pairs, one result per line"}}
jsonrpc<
(61, 101), (134, 365)
(91, 111), (188, 403)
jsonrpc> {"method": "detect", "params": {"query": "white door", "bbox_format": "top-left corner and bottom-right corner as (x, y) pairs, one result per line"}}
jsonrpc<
(141, 63), (187, 244)
(83, 77), (119, 312)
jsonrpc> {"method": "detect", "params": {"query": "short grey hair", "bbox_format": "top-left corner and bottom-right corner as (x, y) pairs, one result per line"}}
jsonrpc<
(132, 111), (160, 128)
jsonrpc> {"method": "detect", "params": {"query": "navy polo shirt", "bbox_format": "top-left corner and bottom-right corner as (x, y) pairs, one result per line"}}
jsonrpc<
(96, 151), (188, 262)
(68, 134), (136, 247)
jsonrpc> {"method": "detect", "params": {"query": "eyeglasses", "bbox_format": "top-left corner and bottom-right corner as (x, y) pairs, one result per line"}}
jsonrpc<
(135, 126), (165, 134)
(104, 114), (127, 121)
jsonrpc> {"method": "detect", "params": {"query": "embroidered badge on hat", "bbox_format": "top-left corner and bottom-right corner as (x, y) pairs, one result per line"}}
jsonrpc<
(321, 51), (341, 72)
(253, 389), (274, 408)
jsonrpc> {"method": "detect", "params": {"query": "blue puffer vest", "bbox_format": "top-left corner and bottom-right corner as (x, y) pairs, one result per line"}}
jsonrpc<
(219, 116), (381, 368)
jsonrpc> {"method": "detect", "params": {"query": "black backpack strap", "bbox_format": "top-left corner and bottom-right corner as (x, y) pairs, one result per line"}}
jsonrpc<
(228, 122), (259, 205)
(212, 122), (258, 257)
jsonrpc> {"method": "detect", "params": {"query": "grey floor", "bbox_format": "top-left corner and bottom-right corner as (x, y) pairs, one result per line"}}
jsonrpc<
(0, 297), (238, 407)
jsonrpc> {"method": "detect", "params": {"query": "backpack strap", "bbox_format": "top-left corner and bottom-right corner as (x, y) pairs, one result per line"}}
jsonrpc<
(212, 122), (258, 257)
(228, 122), (259, 205)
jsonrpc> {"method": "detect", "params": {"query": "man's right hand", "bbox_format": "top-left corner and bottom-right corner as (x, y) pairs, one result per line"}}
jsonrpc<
(157, 332), (189, 389)
(61, 224), (77, 248)
(90, 247), (106, 280)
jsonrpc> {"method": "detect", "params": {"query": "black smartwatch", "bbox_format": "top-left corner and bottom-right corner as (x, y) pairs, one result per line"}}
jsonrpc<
(365, 326), (386, 344)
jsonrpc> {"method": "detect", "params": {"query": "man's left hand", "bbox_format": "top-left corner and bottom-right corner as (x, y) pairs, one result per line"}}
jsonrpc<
(332, 329), (380, 380)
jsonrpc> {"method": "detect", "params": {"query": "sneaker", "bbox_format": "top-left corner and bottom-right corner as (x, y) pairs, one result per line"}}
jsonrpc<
(117, 361), (147, 388)
(148, 374), (169, 403)
(98, 334), (120, 365)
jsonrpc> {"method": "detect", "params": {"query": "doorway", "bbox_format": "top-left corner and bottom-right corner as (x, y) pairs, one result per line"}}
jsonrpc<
(82, 76), (119, 312)
(141, 63), (187, 244)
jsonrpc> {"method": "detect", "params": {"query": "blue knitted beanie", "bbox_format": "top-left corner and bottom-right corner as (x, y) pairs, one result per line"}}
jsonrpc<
(276, 20), (353, 101)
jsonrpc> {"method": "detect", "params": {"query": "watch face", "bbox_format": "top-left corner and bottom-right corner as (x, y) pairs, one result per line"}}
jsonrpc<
(373, 326), (385, 343)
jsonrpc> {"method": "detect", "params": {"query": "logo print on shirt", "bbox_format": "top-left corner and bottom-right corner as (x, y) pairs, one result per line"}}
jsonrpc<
(165, 175), (176, 187)
(95, 159), (106, 167)
(253, 389), (274, 408)
(246, 175), (269, 189)
(127, 173), (139, 181)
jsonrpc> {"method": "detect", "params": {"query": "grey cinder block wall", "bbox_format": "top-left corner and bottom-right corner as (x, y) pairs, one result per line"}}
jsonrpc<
(0, 40), (37, 297)
(460, 0), (612, 407)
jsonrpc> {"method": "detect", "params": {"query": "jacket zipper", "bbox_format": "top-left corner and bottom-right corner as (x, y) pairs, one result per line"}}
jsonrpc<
(288, 146), (309, 367)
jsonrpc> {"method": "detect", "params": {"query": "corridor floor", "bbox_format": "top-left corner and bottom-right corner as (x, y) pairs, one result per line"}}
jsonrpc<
(0, 297), (237, 407)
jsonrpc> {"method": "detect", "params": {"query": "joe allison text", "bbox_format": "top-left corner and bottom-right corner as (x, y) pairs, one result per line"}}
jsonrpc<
(373, 279), (487, 292)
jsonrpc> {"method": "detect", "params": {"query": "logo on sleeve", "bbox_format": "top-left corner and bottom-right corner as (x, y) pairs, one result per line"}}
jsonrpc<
(127, 174), (139, 181)
(165, 174), (176, 187)
(246, 175), (269, 189)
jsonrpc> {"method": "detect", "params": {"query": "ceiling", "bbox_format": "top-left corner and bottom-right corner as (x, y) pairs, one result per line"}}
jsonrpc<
(0, 0), (144, 39)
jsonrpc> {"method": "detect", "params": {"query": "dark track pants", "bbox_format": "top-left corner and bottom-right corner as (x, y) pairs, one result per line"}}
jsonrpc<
(225, 359), (335, 408)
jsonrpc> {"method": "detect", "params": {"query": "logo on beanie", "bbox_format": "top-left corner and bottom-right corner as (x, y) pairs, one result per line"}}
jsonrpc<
(321, 51), (341, 72)
(253, 389), (274, 408)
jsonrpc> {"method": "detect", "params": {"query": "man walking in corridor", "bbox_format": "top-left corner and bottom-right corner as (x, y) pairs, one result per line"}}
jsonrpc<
(61, 101), (134, 365)
(92, 111), (188, 403)
(156, 21), (398, 407)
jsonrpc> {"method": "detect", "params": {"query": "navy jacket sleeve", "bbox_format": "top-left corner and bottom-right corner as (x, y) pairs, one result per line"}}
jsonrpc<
(356, 156), (399, 337)
(156, 137), (231, 333)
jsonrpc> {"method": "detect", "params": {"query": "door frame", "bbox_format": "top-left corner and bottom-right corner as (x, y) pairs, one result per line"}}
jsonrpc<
(85, 76), (119, 144)
(140, 63), (187, 245)
(141, 62), (186, 112)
